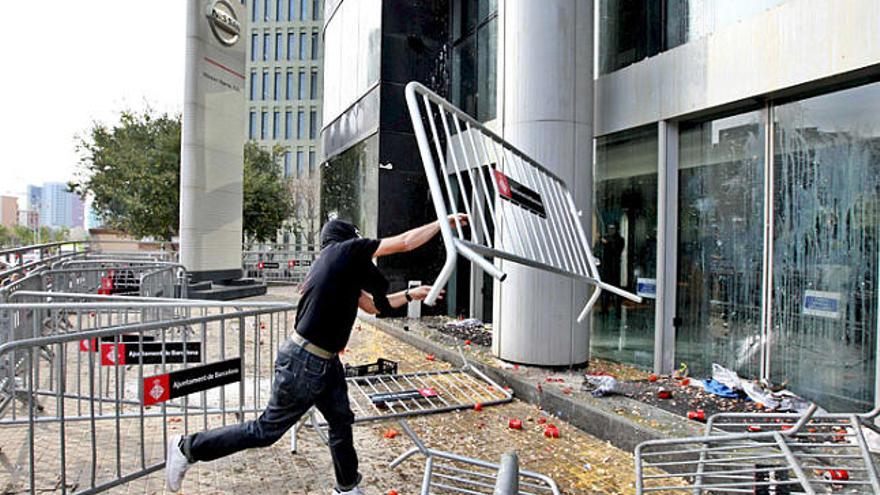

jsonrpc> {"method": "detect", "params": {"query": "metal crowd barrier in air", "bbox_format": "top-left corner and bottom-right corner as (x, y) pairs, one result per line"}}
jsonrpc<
(0, 297), (296, 494)
(405, 81), (641, 322)
(390, 420), (562, 495)
(242, 245), (318, 284)
(634, 404), (880, 494)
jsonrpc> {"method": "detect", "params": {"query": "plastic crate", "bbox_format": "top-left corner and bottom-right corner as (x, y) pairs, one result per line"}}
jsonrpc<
(344, 358), (398, 377)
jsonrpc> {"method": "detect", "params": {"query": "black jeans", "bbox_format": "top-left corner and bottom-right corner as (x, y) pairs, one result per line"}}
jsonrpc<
(185, 339), (360, 490)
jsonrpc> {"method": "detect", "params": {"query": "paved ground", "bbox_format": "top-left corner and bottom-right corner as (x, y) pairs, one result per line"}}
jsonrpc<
(0, 287), (661, 494)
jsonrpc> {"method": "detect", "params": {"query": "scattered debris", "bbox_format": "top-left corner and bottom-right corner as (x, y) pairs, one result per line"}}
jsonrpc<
(508, 418), (523, 430)
(383, 429), (400, 439)
(582, 375), (619, 398)
(657, 388), (672, 400)
(544, 424), (560, 438)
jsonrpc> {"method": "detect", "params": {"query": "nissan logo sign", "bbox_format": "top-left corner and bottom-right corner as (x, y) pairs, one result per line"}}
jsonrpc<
(206, 0), (241, 46)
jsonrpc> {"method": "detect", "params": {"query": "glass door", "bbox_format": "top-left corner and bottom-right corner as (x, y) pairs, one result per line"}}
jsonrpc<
(770, 82), (880, 411)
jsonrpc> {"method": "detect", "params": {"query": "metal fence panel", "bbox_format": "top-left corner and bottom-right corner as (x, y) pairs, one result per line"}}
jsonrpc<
(405, 81), (641, 322)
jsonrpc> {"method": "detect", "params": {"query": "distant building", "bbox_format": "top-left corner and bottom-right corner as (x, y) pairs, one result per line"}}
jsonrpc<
(86, 204), (104, 229)
(36, 182), (84, 229)
(26, 185), (42, 213)
(0, 196), (19, 229)
(17, 210), (39, 229)
(243, 0), (324, 247)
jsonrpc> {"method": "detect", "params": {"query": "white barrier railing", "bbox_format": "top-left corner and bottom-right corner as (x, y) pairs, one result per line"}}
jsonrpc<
(405, 81), (641, 322)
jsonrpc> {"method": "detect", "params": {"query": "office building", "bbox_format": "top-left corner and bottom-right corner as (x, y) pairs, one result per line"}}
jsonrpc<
(26, 185), (42, 214)
(0, 196), (19, 229)
(37, 182), (84, 229)
(18, 210), (39, 229)
(243, 0), (324, 247)
(322, 0), (880, 411)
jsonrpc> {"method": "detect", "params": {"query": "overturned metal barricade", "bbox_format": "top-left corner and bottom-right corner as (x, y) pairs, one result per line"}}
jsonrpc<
(390, 420), (561, 495)
(0, 298), (295, 494)
(405, 81), (640, 322)
(635, 404), (880, 493)
(291, 348), (512, 452)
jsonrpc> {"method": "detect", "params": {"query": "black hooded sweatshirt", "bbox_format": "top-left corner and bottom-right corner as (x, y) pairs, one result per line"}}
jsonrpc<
(294, 220), (393, 353)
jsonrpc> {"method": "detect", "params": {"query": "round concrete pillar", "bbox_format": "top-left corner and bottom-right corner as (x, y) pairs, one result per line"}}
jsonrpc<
(492, 0), (593, 365)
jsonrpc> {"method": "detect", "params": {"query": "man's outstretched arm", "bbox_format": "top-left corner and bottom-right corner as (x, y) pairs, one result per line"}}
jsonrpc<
(357, 286), (442, 315)
(374, 213), (468, 258)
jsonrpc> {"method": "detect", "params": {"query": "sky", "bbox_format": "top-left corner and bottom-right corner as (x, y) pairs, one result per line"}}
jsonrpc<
(0, 1), (186, 203)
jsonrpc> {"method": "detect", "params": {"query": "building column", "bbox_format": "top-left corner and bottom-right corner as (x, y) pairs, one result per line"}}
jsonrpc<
(493, 0), (593, 365)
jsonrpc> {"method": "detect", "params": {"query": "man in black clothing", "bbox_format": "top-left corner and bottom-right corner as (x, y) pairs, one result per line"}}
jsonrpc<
(165, 214), (467, 494)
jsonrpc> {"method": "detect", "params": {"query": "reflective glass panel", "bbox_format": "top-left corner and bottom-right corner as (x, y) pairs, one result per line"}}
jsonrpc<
(592, 126), (658, 368)
(771, 82), (880, 411)
(676, 110), (765, 378)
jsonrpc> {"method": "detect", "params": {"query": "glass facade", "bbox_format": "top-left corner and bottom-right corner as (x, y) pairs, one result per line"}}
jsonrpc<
(599, 0), (788, 75)
(321, 135), (379, 237)
(592, 126), (658, 369)
(322, 0), (381, 125)
(450, 0), (497, 122)
(676, 111), (765, 379)
(770, 83), (880, 411)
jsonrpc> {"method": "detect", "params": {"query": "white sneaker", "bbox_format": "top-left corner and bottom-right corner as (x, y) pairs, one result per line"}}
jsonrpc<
(333, 487), (365, 495)
(165, 435), (192, 492)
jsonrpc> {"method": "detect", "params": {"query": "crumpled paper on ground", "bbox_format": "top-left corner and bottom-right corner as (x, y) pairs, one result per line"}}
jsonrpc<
(582, 375), (619, 397)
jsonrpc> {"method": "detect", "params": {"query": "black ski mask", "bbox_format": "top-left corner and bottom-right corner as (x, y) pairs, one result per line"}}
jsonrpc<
(319, 219), (360, 249)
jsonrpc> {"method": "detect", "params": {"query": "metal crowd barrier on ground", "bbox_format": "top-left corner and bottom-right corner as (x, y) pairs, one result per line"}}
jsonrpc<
(635, 404), (880, 493)
(390, 420), (561, 495)
(242, 245), (318, 284)
(0, 297), (296, 494)
(290, 348), (513, 452)
(405, 81), (641, 322)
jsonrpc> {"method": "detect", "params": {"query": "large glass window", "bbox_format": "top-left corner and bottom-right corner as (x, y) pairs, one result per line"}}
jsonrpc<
(248, 110), (257, 140)
(297, 110), (305, 139)
(275, 32), (283, 61)
(770, 82), (880, 411)
(300, 0), (308, 20)
(286, 70), (293, 99)
(309, 110), (317, 139)
(310, 70), (318, 99)
(274, 71), (281, 100)
(297, 150), (305, 175)
(311, 32), (319, 60)
(249, 70), (257, 100)
(312, 0), (320, 20)
(309, 149), (316, 175)
(260, 110), (268, 140)
(676, 110), (765, 379)
(261, 70), (269, 100)
(252, 0), (259, 22)
(288, 0), (295, 21)
(299, 32), (307, 59)
(284, 151), (292, 176)
(298, 70), (306, 99)
(323, 0), (380, 125)
(272, 111), (280, 139)
(321, 135), (379, 235)
(287, 31), (295, 60)
(599, 0), (788, 75)
(250, 33), (258, 61)
(276, 0), (283, 21)
(285, 110), (293, 139)
(263, 0), (270, 21)
(262, 32), (270, 61)
(592, 126), (658, 368)
(450, 0), (497, 122)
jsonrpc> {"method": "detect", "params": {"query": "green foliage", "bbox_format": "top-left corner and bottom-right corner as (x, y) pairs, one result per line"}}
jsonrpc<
(0, 226), (67, 248)
(70, 109), (181, 240)
(243, 142), (295, 243)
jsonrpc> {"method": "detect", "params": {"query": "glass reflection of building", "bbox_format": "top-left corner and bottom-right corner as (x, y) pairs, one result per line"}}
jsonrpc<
(322, 0), (880, 410)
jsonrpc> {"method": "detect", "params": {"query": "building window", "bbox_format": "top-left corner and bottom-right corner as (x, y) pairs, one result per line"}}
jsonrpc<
(248, 111), (257, 139)
(250, 33), (258, 61)
(262, 32), (270, 61)
(297, 150), (305, 175)
(312, 0), (320, 20)
(273, 71), (281, 100)
(276, 0), (283, 21)
(288, 0), (295, 21)
(273, 111), (280, 139)
(592, 125), (658, 369)
(309, 70), (318, 99)
(284, 151), (292, 176)
(261, 70), (269, 100)
(251, 0), (259, 22)
(286, 70), (294, 99)
(275, 32), (283, 61)
(676, 110), (765, 380)
(451, 0), (498, 122)
(285, 110), (293, 139)
(299, 32), (307, 59)
(300, 0), (308, 20)
(298, 70), (306, 99)
(249, 70), (257, 100)
(260, 110), (269, 140)
(308, 149), (316, 175)
(263, 0), (270, 21)
(297, 109), (305, 139)
(311, 31), (319, 59)
(309, 110), (317, 139)
(286, 32), (295, 61)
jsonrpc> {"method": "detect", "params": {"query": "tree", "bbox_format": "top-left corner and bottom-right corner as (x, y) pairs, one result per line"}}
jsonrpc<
(70, 109), (181, 240)
(242, 142), (295, 244)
